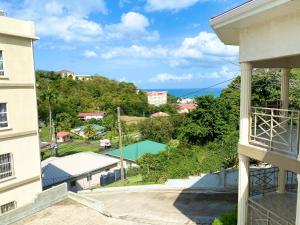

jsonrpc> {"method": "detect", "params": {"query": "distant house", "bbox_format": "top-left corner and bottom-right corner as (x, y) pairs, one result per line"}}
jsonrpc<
(151, 112), (169, 118)
(76, 75), (92, 81)
(78, 112), (106, 121)
(71, 124), (105, 138)
(56, 131), (70, 143)
(147, 91), (167, 106)
(176, 103), (197, 114)
(100, 139), (112, 149)
(106, 140), (167, 168)
(41, 152), (120, 191)
(177, 98), (194, 104)
(58, 69), (76, 79)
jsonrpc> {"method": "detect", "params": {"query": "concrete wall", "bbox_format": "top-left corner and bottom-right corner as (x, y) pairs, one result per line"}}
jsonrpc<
(65, 164), (119, 192)
(0, 183), (67, 225)
(165, 169), (238, 189)
(0, 15), (42, 211)
(240, 11), (300, 63)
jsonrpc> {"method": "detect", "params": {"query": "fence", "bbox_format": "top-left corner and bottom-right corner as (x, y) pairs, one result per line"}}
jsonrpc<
(248, 199), (294, 225)
(100, 169), (122, 186)
(250, 107), (300, 157)
(249, 167), (279, 196)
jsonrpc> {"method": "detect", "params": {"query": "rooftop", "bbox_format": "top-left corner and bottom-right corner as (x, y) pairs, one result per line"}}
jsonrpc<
(176, 103), (197, 110)
(106, 140), (167, 161)
(41, 152), (119, 187)
(56, 131), (70, 137)
(78, 112), (105, 117)
(151, 112), (170, 118)
(147, 91), (167, 96)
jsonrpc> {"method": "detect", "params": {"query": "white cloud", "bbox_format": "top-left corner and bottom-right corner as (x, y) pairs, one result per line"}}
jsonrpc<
(145, 0), (200, 11)
(101, 45), (167, 59)
(83, 50), (98, 58)
(150, 73), (193, 82)
(206, 66), (237, 79)
(104, 12), (159, 42)
(37, 16), (103, 42)
(101, 32), (238, 67)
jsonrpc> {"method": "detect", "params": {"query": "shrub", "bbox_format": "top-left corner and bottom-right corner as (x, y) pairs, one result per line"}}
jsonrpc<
(212, 207), (237, 225)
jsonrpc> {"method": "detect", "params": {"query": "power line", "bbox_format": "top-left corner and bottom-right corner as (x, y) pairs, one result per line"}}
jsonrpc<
(179, 77), (236, 98)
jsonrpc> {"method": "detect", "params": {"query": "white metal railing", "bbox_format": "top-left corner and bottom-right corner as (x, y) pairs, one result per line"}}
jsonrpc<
(248, 199), (294, 225)
(250, 107), (300, 157)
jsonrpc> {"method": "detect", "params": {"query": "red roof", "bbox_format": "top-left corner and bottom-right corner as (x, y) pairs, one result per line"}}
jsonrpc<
(57, 131), (70, 137)
(147, 91), (167, 96)
(211, 0), (254, 19)
(176, 103), (197, 110)
(151, 112), (169, 117)
(78, 112), (105, 117)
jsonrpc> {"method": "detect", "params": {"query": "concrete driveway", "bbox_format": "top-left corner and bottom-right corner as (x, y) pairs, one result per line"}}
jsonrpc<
(82, 187), (237, 225)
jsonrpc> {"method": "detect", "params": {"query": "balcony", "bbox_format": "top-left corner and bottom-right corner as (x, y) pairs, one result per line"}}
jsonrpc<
(248, 167), (298, 225)
(250, 107), (300, 158)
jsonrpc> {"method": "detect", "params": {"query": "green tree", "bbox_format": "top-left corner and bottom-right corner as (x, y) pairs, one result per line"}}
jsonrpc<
(84, 124), (96, 143)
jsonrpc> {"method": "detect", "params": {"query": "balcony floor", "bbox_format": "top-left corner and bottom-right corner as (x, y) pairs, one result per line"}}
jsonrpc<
(251, 192), (296, 223)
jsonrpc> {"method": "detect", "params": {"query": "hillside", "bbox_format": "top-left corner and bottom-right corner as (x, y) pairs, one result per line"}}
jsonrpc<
(36, 71), (149, 130)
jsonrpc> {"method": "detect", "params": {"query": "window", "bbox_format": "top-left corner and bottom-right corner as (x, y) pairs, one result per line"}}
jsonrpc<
(0, 153), (13, 180)
(70, 180), (76, 187)
(87, 174), (92, 181)
(1, 201), (16, 214)
(0, 103), (8, 128)
(0, 51), (3, 76)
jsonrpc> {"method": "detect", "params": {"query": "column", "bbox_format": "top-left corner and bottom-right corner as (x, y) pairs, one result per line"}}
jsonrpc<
(239, 62), (252, 145)
(295, 174), (300, 225)
(278, 68), (290, 194)
(238, 62), (252, 225)
(280, 68), (290, 110)
(238, 154), (250, 225)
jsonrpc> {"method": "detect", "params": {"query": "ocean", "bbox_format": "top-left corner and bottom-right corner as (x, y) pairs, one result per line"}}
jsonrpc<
(144, 88), (222, 98)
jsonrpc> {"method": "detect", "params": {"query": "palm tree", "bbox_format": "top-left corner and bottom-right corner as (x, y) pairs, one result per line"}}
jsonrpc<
(39, 84), (58, 147)
(84, 125), (96, 143)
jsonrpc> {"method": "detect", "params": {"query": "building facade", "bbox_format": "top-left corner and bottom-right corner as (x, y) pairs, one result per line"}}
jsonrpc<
(147, 91), (167, 106)
(41, 152), (120, 192)
(0, 15), (42, 214)
(211, 1), (300, 224)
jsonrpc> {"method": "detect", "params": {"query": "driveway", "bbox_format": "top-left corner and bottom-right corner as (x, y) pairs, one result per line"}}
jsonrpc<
(82, 188), (237, 224)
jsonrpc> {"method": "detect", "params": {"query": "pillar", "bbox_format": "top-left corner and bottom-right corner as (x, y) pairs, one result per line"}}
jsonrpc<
(238, 154), (250, 225)
(280, 68), (290, 110)
(238, 62), (252, 225)
(239, 62), (252, 144)
(295, 174), (300, 225)
(278, 68), (290, 194)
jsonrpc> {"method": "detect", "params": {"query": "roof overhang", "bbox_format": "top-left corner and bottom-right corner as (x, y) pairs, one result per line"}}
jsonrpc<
(209, 0), (298, 45)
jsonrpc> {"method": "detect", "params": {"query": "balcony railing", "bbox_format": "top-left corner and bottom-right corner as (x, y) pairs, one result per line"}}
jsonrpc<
(250, 107), (300, 157)
(248, 199), (294, 225)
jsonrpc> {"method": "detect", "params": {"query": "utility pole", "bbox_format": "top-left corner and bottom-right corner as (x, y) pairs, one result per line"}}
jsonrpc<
(117, 107), (125, 181)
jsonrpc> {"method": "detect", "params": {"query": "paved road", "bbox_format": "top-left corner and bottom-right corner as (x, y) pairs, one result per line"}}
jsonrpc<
(83, 189), (237, 224)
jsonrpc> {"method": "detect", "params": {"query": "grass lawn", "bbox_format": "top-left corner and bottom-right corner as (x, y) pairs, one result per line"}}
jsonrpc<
(42, 139), (101, 159)
(102, 175), (157, 188)
(39, 127), (51, 142)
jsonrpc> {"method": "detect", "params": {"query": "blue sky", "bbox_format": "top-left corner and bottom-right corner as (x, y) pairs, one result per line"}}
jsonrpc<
(0, 0), (245, 89)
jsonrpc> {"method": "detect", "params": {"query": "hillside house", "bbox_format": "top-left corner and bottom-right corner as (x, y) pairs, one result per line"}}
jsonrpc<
(210, 1), (300, 224)
(176, 103), (197, 114)
(151, 112), (169, 118)
(147, 91), (167, 106)
(41, 152), (120, 191)
(106, 140), (166, 168)
(71, 125), (105, 138)
(78, 112), (105, 121)
(56, 131), (70, 143)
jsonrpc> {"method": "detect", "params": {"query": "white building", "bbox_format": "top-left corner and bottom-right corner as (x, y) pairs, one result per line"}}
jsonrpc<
(78, 112), (105, 121)
(0, 15), (42, 213)
(147, 91), (167, 106)
(58, 70), (76, 79)
(210, 1), (300, 224)
(41, 152), (120, 192)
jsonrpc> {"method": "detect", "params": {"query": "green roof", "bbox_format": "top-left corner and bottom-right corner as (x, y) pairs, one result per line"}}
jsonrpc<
(106, 140), (167, 161)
